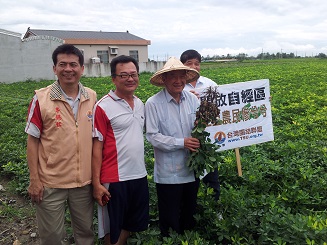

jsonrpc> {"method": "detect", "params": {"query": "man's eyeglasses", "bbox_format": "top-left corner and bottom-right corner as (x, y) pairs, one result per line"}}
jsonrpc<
(113, 73), (139, 79)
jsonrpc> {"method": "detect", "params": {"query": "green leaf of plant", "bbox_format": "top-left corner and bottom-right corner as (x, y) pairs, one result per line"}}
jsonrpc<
(209, 156), (216, 162)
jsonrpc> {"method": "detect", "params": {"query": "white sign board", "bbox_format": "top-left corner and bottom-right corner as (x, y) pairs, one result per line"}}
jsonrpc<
(199, 79), (274, 151)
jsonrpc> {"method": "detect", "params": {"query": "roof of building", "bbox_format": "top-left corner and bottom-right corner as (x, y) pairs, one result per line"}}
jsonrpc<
(23, 28), (151, 45)
(0, 28), (22, 38)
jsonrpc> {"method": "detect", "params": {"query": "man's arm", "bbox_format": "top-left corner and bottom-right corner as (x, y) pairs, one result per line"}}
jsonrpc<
(26, 134), (43, 204)
(92, 138), (110, 206)
(145, 101), (185, 152)
(145, 97), (200, 152)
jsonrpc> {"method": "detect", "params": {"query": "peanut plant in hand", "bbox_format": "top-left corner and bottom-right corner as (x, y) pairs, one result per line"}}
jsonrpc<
(187, 86), (223, 178)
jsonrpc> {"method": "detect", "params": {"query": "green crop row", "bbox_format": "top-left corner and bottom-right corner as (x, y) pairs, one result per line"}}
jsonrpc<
(1, 58), (326, 244)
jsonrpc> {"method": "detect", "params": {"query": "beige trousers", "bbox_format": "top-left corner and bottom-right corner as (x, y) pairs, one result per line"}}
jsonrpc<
(35, 185), (94, 245)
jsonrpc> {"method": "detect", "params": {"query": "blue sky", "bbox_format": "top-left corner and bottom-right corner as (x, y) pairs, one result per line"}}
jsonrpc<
(1, 0), (327, 60)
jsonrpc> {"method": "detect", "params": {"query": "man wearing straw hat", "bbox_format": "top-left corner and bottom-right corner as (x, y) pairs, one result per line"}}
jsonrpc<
(145, 57), (201, 237)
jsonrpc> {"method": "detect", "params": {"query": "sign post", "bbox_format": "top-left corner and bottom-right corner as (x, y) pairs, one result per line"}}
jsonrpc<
(201, 79), (274, 175)
(235, 148), (242, 176)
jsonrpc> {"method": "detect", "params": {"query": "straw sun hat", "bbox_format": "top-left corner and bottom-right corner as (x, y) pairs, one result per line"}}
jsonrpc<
(150, 57), (199, 87)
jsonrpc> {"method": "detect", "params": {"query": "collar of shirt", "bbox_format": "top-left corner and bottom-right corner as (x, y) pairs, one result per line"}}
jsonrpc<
(51, 81), (90, 101)
(59, 83), (81, 103)
(185, 78), (203, 89)
(108, 90), (136, 101)
(163, 89), (186, 104)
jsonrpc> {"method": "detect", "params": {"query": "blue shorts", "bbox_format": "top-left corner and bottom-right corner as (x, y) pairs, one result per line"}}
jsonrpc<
(107, 176), (149, 244)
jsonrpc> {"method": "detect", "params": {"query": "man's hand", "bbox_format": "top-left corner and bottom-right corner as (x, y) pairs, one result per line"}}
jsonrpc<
(189, 90), (200, 98)
(93, 184), (111, 206)
(28, 179), (44, 204)
(184, 137), (200, 152)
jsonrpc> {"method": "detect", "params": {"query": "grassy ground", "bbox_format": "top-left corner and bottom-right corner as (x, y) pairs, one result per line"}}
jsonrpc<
(0, 177), (39, 245)
(1, 58), (327, 244)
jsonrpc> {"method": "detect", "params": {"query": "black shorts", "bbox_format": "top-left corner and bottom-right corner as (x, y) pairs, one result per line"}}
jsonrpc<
(107, 176), (149, 244)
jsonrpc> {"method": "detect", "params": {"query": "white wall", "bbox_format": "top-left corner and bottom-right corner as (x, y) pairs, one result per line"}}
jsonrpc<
(75, 44), (149, 64)
(0, 32), (63, 83)
(84, 61), (164, 77)
(0, 30), (23, 83)
(0, 32), (164, 83)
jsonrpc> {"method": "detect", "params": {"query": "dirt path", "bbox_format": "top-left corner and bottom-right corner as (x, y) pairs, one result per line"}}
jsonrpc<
(0, 177), (39, 245)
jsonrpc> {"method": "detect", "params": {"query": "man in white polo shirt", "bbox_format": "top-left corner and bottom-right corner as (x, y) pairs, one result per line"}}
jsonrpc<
(92, 55), (149, 245)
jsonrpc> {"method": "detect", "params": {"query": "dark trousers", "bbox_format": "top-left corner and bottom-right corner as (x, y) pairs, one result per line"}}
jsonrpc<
(156, 179), (200, 237)
(202, 168), (220, 201)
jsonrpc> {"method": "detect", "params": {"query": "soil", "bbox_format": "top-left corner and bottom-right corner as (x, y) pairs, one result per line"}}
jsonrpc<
(0, 177), (40, 245)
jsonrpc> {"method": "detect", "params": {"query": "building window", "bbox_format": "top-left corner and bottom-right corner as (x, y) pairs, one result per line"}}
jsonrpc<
(110, 47), (118, 55)
(97, 50), (109, 64)
(129, 50), (139, 62)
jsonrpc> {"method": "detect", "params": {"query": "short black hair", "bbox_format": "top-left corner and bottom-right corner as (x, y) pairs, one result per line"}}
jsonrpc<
(52, 44), (84, 66)
(110, 55), (139, 76)
(180, 49), (201, 64)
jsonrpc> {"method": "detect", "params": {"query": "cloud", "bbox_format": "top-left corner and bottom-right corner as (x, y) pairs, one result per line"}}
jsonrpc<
(1, 0), (327, 59)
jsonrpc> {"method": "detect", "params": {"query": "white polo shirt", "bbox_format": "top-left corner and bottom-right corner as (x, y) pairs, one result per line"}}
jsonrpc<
(93, 90), (147, 183)
(184, 76), (218, 92)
